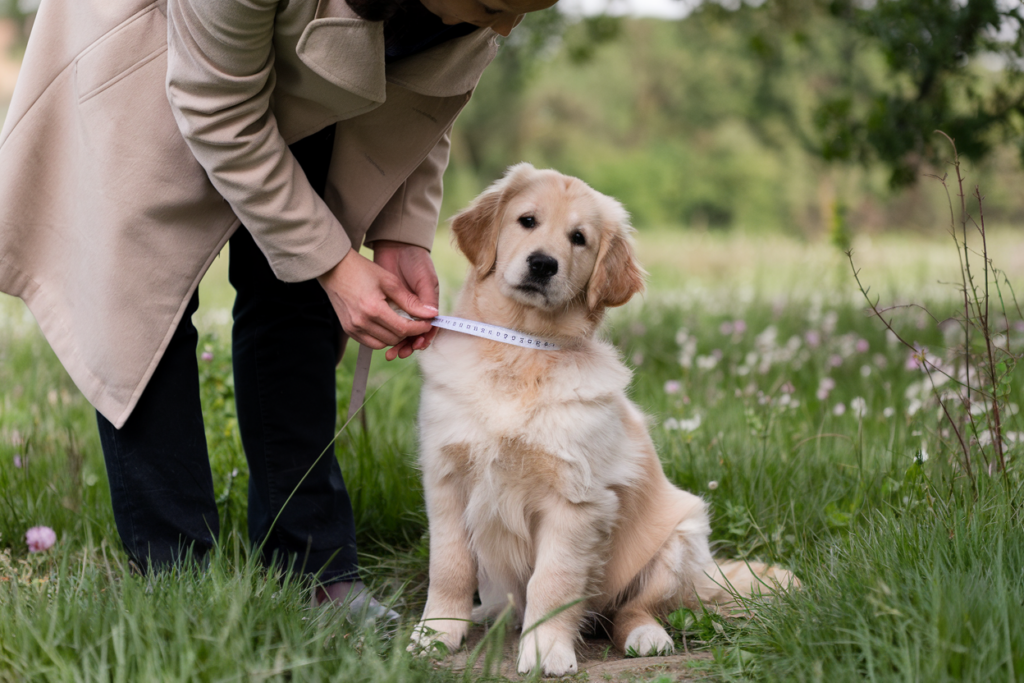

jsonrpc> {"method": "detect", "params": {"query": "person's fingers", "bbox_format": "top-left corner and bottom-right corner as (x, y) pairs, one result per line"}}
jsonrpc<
(346, 327), (390, 350)
(408, 266), (439, 311)
(344, 284), (430, 338)
(318, 249), (437, 353)
(344, 305), (417, 348)
(376, 304), (432, 339)
(380, 275), (439, 321)
(413, 326), (440, 351)
(385, 337), (417, 361)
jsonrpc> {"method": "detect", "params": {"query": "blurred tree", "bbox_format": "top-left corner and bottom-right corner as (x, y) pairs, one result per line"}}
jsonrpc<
(724, 0), (1024, 187)
(451, 9), (621, 181)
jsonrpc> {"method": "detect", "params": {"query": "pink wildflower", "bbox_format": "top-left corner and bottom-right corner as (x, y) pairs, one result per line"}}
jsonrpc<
(817, 377), (835, 401)
(26, 526), (56, 553)
(201, 351), (214, 362)
(856, 338), (870, 353)
(664, 380), (682, 395)
(719, 321), (734, 335)
(828, 354), (843, 368)
(732, 320), (747, 334)
(805, 330), (821, 348)
(905, 345), (940, 371)
(13, 454), (22, 468)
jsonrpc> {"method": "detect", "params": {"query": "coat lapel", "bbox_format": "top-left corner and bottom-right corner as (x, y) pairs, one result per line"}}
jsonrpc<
(295, 0), (499, 102)
(295, 15), (387, 104)
(386, 28), (499, 97)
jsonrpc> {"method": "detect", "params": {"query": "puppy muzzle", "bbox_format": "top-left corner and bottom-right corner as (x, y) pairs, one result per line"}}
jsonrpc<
(526, 251), (558, 283)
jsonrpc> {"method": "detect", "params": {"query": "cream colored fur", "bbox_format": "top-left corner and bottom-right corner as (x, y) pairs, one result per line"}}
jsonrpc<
(412, 164), (797, 676)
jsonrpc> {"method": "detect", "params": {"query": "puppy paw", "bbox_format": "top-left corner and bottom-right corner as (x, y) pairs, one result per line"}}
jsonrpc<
(516, 632), (578, 676)
(624, 624), (675, 657)
(407, 619), (466, 656)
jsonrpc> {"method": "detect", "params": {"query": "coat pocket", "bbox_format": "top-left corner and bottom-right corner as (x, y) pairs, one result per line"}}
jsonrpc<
(75, 3), (168, 104)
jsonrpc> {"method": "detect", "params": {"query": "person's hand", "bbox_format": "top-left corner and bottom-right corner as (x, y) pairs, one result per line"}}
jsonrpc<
(317, 248), (436, 356)
(372, 240), (441, 361)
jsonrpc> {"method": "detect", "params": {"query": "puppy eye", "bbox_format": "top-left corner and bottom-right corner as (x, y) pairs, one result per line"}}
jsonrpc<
(571, 230), (586, 246)
(518, 215), (536, 228)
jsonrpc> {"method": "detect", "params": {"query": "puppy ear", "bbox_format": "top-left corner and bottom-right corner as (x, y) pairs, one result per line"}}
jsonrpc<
(451, 163), (536, 277)
(450, 184), (502, 276)
(587, 207), (646, 310)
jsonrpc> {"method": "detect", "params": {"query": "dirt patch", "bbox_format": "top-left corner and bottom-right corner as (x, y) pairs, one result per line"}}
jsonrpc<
(440, 624), (713, 681)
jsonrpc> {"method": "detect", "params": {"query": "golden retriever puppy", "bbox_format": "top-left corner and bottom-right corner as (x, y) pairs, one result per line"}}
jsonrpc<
(412, 163), (796, 676)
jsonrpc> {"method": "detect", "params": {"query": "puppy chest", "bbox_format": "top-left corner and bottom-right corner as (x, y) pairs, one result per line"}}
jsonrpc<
(438, 435), (572, 493)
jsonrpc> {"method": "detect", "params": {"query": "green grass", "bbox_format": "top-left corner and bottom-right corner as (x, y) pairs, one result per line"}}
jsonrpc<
(2, 229), (1024, 681)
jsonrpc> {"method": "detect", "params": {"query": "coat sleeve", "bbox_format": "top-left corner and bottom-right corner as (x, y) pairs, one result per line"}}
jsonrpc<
(165, 0), (351, 282)
(362, 128), (451, 252)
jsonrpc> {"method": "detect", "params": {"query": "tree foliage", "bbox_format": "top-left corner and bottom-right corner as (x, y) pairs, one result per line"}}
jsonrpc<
(737, 0), (1024, 186)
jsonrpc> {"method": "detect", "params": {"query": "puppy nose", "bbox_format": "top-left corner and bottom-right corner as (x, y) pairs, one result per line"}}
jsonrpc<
(527, 252), (559, 280)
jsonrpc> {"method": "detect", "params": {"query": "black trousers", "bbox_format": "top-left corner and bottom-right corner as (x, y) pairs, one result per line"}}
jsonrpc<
(96, 126), (359, 582)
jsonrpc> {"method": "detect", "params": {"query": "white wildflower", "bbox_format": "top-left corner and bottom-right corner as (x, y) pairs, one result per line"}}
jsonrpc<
(850, 397), (868, 418)
(755, 326), (778, 352)
(696, 355), (719, 370)
(678, 415), (702, 432)
(822, 311), (839, 335)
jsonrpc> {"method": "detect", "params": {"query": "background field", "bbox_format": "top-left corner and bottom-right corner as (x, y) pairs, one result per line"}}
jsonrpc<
(3, 222), (1024, 681)
(2, 2), (1024, 680)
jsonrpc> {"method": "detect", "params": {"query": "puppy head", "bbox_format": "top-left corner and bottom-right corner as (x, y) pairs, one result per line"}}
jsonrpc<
(451, 163), (645, 313)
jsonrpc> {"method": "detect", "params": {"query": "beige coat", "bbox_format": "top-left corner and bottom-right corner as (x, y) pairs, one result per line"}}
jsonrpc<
(0, 0), (499, 428)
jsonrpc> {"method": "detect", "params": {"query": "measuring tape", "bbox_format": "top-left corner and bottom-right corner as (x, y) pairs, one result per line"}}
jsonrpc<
(347, 313), (558, 422)
(429, 315), (560, 350)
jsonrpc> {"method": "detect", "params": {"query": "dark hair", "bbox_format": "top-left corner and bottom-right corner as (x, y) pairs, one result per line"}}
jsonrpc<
(345, 0), (416, 22)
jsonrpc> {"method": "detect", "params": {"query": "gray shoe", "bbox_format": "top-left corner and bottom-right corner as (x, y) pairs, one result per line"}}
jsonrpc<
(313, 580), (400, 625)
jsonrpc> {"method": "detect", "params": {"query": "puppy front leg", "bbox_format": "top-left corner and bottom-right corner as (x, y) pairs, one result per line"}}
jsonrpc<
(517, 501), (604, 677)
(412, 477), (476, 653)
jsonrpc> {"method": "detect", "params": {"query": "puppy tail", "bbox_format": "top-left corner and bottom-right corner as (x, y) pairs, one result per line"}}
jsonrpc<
(694, 560), (800, 616)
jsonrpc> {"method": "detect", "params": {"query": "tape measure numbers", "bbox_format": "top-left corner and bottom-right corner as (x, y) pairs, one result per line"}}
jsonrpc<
(348, 313), (559, 423)
(429, 315), (560, 350)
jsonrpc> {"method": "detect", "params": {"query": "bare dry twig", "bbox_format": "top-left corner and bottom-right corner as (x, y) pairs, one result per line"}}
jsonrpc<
(845, 132), (1022, 485)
